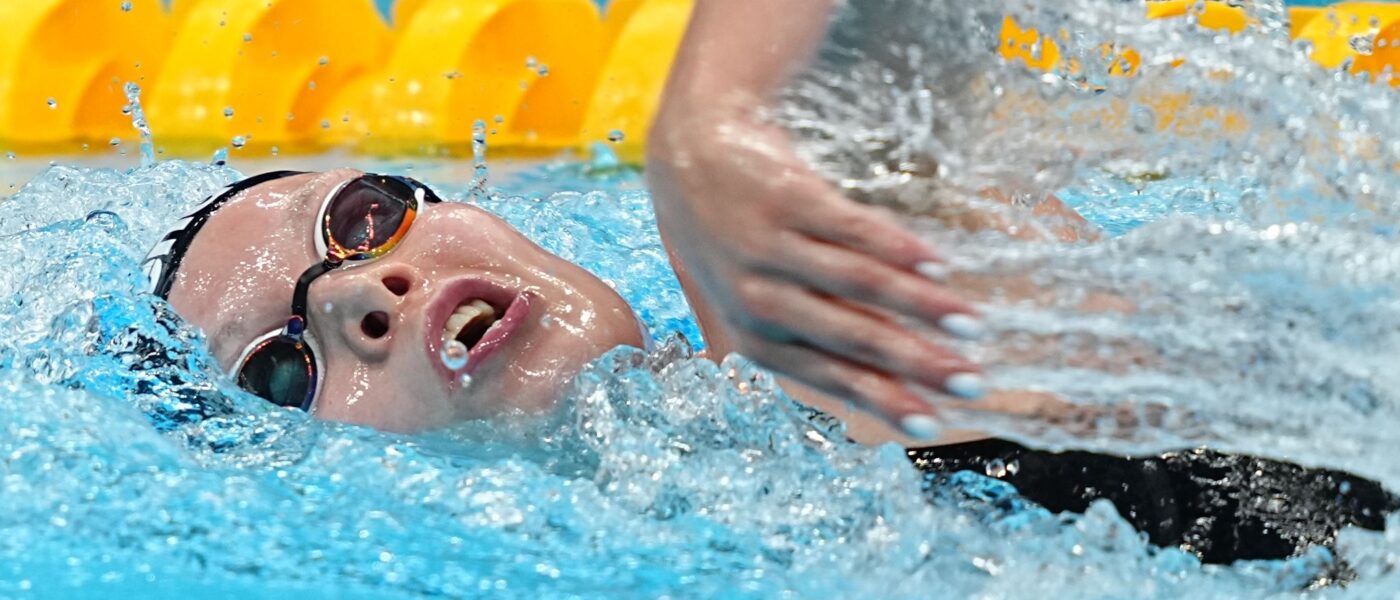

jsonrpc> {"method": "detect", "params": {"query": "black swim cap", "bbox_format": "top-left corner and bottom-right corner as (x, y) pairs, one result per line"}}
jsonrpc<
(141, 170), (305, 299)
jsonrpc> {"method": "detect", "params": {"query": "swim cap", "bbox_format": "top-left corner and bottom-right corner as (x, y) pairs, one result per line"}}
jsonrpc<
(141, 170), (304, 299)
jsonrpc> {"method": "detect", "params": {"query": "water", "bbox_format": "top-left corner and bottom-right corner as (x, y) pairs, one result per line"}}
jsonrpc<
(2, 0), (1400, 597)
(774, 0), (1400, 481)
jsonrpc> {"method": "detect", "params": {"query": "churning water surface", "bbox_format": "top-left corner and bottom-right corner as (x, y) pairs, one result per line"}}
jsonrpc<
(2, 0), (1400, 598)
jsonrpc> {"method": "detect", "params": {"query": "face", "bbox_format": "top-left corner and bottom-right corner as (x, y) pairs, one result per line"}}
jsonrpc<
(168, 169), (646, 432)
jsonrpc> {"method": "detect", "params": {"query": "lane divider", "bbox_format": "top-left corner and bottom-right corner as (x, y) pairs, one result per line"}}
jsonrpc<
(0, 1), (1392, 157)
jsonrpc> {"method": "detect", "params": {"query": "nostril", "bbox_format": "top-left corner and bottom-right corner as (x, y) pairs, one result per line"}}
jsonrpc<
(383, 275), (411, 297)
(360, 311), (391, 339)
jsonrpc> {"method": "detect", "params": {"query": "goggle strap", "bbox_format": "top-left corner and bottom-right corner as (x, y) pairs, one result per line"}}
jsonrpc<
(289, 259), (340, 320)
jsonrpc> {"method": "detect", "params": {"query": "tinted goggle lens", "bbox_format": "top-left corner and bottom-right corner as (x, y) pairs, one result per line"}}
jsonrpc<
(236, 337), (317, 410)
(323, 176), (428, 260)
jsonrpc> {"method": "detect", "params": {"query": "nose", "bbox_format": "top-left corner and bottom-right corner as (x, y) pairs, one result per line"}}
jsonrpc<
(307, 260), (422, 361)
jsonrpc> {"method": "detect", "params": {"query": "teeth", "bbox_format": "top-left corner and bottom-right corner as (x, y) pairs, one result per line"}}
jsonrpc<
(443, 300), (496, 344)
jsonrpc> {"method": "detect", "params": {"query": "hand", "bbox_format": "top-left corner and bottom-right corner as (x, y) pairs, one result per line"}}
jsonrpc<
(647, 106), (986, 439)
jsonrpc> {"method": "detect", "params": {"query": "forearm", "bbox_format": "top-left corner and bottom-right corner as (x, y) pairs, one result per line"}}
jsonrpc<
(654, 0), (837, 121)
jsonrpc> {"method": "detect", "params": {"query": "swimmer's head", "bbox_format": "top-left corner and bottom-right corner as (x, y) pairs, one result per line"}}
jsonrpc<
(144, 169), (646, 432)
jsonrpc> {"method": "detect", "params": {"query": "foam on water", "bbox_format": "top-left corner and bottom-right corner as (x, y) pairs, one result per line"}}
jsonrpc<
(3, 0), (1400, 596)
(775, 0), (1400, 484)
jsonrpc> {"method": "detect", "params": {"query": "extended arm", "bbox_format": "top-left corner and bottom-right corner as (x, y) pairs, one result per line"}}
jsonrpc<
(646, 0), (988, 442)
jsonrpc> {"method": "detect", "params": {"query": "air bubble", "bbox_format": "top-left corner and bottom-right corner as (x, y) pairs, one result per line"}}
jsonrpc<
(607, 130), (625, 143)
(46, 98), (57, 109)
(109, 138), (121, 147)
(440, 341), (469, 370)
(458, 373), (473, 387)
(231, 135), (247, 149)
(985, 458), (1008, 478)
(223, 107), (234, 118)
(120, 1), (132, 11)
(242, 33), (253, 42)
(318, 56), (329, 66)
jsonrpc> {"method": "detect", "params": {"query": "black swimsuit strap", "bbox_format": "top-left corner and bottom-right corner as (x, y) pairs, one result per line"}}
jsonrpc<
(909, 438), (1398, 565)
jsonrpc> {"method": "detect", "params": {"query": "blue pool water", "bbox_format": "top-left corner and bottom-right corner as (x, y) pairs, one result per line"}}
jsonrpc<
(4, 0), (1400, 597)
(0, 147), (1391, 599)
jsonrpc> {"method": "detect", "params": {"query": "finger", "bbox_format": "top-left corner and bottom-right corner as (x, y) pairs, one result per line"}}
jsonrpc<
(788, 185), (941, 268)
(764, 235), (983, 339)
(741, 334), (944, 440)
(735, 277), (983, 397)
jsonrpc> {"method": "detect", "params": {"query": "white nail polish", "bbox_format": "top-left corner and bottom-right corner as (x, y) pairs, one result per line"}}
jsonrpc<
(939, 314), (985, 340)
(944, 373), (986, 400)
(916, 261), (951, 282)
(900, 415), (941, 440)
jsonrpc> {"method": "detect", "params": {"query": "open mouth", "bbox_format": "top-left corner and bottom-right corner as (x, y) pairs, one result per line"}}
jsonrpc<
(443, 298), (502, 351)
(426, 278), (534, 384)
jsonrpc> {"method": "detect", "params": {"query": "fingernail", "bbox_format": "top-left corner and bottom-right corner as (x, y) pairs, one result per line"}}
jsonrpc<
(915, 261), (950, 282)
(900, 414), (941, 440)
(944, 373), (986, 400)
(939, 314), (985, 340)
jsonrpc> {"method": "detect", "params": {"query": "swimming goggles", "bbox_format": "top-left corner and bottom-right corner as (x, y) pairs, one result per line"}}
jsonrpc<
(233, 174), (442, 410)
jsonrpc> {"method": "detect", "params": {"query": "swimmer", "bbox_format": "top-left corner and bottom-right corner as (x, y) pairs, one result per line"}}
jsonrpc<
(142, 165), (1394, 568)
(140, 0), (1392, 568)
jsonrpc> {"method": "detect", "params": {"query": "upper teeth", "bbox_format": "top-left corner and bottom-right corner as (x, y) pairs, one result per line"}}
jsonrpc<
(444, 299), (497, 344)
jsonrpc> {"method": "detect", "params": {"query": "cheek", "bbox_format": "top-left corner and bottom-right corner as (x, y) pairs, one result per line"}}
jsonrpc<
(309, 353), (452, 432)
(411, 210), (543, 268)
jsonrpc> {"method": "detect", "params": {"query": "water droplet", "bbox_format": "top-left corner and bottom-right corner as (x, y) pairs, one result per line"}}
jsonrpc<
(1131, 106), (1156, 133)
(46, 98), (57, 109)
(321, 120), (330, 129)
(5, 152), (14, 160)
(230, 135), (247, 149)
(444, 71), (462, 80)
(108, 138), (121, 147)
(493, 115), (504, 124)
(525, 56), (537, 68)
(985, 458), (1008, 478)
(323, 302), (334, 313)
(223, 107), (234, 118)
(242, 33), (253, 42)
(1350, 33), (1374, 56)
(440, 341), (469, 370)
(270, 146), (279, 156)
(318, 56), (329, 66)
(536, 65), (550, 77)
(211, 147), (228, 165)
(607, 129), (625, 143)
(120, 1), (132, 11)
(122, 81), (155, 166)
